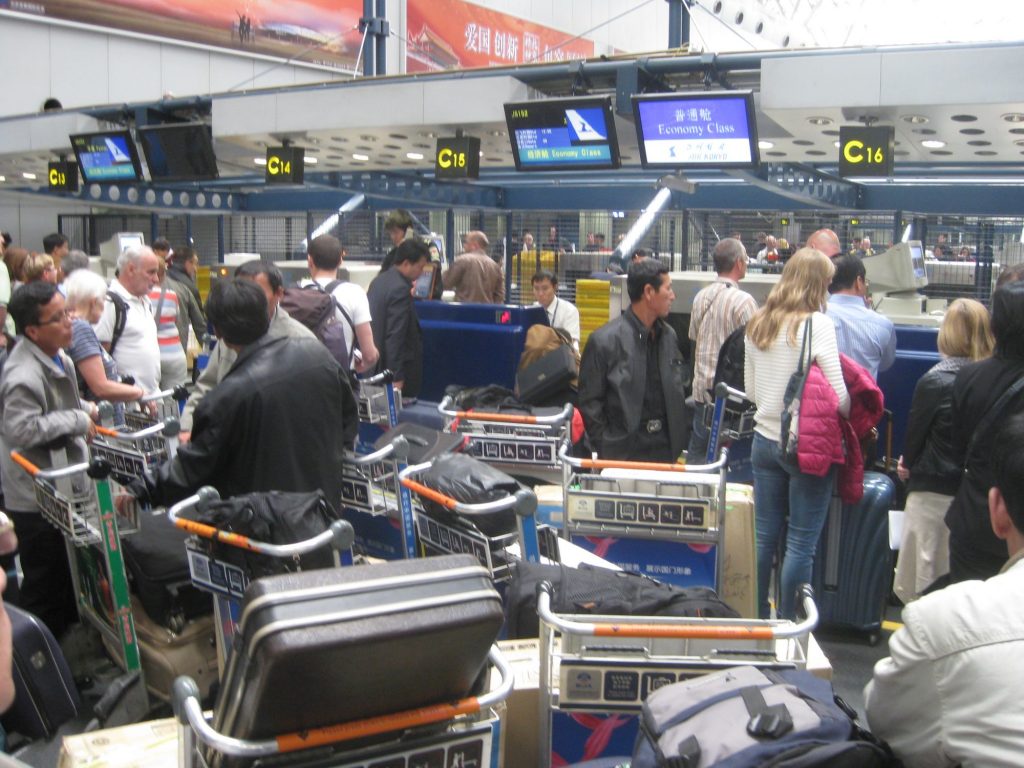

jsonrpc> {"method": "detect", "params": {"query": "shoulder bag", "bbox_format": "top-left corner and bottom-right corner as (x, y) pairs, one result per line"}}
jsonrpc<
(779, 316), (813, 463)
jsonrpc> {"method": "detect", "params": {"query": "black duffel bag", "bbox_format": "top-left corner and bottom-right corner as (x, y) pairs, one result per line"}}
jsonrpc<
(417, 453), (528, 538)
(188, 490), (341, 580)
(505, 560), (739, 639)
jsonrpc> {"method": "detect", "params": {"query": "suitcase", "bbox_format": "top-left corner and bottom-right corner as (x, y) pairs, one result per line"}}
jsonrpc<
(372, 421), (466, 464)
(811, 472), (895, 642)
(212, 554), (503, 746)
(122, 511), (213, 632)
(516, 344), (577, 405)
(2, 604), (80, 739)
(101, 595), (218, 703)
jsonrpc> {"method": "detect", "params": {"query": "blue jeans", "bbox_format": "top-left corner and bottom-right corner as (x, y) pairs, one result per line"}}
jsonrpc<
(751, 432), (835, 619)
(687, 402), (711, 461)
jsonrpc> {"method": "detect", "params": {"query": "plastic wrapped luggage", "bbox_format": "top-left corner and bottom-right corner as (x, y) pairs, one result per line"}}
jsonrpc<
(811, 471), (895, 642)
(212, 553), (504, 748)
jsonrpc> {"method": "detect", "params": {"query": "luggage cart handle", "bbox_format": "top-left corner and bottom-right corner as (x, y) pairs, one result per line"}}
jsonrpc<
(9, 450), (92, 480)
(95, 418), (180, 443)
(167, 486), (356, 556)
(714, 382), (752, 403)
(557, 443), (728, 473)
(398, 461), (538, 517)
(140, 385), (190, 404)
(536, 582), (818, 639)
(172, 645), (512, 757)
(360, 369), (395, 386)
(438, 396), (573, 426)
(344, 435), (409, 466)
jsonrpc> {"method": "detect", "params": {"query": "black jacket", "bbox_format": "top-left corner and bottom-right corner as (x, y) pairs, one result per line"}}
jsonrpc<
(946, 355), (1024, 573)
(144, 334), (357, 509)
(578, 308), (689, 461)
(903, 358), (966, 496)
(367, 267), (423, 398)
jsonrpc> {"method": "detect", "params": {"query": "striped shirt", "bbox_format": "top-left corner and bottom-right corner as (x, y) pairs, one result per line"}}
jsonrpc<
(826, 293), (897, 381)
(148, 286), (188, 388)
(688, 279), (758, 403)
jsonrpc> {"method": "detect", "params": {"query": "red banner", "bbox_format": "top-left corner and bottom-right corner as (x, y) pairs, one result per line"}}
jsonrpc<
(406, 0), (594, 72)
(11, 0), (365, 69)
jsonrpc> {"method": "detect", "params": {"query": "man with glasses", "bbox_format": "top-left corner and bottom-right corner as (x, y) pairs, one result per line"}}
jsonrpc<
(0, 282), (97, 638)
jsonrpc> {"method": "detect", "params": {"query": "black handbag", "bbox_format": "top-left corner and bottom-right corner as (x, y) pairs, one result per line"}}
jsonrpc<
(780, 316), (813, 463)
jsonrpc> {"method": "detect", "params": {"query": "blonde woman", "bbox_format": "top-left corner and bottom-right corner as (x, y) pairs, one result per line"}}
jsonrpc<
(894, 299), (994, 602)
(745, 248), (850, 619)
(22, 252), (57, 284)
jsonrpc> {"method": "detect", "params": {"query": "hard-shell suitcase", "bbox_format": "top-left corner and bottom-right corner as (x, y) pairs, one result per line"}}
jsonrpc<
(2, 604), (80, 739)
(213, 554), (503, 744)
(811, 472), (895, 641)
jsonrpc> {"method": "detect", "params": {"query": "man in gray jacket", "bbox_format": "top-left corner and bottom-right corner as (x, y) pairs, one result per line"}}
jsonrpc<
(0, 282), (96, 637)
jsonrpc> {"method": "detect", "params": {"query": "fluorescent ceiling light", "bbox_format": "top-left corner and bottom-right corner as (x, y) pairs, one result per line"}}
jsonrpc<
(304, 156), (318, 165)
(758, 140), (774, 149)
(406, 152), (424, 160)
(254, 157), (267, 166)
(921, 139), (946, 148)
(22, 172), (36, 180)
(352, 153), (369, 161)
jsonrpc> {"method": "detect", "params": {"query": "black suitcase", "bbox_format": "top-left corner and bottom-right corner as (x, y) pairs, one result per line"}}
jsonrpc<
(2, 605), (80, 739)
(212, 554), (503, 748)
(516, 344), (577, 405)
(122, 511), (212, 632)
(811, 472), (895, 642)
(373, 421), (466, 464)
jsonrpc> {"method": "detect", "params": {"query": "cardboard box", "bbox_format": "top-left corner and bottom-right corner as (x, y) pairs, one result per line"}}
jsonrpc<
(495, 638), (542, 768)
(60, 718), (178, 768)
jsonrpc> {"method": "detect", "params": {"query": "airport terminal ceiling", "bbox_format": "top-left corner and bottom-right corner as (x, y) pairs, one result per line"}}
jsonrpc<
(3, 1), (1024, 215)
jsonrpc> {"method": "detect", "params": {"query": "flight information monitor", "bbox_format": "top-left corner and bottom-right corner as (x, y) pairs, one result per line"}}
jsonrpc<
(70, 131), (143, 182)
(137, 123), (219, 182)
(632, 91), (759, 169)
(504, 96), (620, 171)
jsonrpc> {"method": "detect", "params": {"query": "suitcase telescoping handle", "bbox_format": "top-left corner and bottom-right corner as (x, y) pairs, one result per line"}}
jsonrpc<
(95, 417), (180, 444)
(167, 486), (355, 557)
(398, 460), (538, 520)
(536, 581), (819, 640)
(171, 645), (513, 761)
(438, 396), (573, 426)
(360, 369), (395, 386)
(557, 443), (728, 473)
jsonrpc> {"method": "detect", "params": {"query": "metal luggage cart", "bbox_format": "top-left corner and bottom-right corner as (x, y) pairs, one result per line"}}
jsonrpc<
(399, 458), (545, 581)
(560, 445), (729, 592)
(357, 369), (402, 427)
(167, 487), (355, 664)
(438, 397), (573, 484)
(172, 644), (513, 768)
(91, 418), (180, 481)
(704, 381), (756, 467)
(122, 385), (190, 432)
(9, 449), (148, 720)
(536, 582), (819, 768)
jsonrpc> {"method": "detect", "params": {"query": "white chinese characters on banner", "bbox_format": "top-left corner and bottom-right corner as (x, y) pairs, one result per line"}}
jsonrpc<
(464, 22), (582, 63)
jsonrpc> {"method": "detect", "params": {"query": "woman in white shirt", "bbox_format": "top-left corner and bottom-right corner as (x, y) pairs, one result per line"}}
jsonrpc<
(744, 248), (850, 619)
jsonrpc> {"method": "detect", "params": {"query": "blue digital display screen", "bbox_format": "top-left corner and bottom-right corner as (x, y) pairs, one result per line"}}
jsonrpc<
(632, 92), (759, 168)
(70, 131), (142, 182)
(505, 97), (620, 171)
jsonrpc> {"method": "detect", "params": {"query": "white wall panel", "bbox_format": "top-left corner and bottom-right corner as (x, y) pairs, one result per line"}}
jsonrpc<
(0, 19), (53, 116)
(161, 46), (212, 99)
(107, 35), (162, 104)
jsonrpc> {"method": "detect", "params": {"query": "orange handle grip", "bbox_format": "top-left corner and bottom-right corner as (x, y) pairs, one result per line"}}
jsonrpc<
(400, 478), (459, 510)
(592, 623), (775, 640)
(576, 458), (688, 472)
(454, 410), (538, 425)
(95, 426), (120, 437)
(172, 517), (258, 551)
(276, 697), (480, 752)
(9, 451), (40, 477)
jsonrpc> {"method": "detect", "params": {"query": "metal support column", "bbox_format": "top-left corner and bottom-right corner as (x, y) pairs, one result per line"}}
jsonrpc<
(361, 0), (375, 77)
(504, 211), (514, 302)
(185, 214), (193, 246)
(979, 221), (995, 305)
(375, 0), (388, 77)
(216, 215), (225, 261)
(445, 208), (456, 273)
(150, 213), (159, 246)
(666, 0), (690, 48)
(892, 209), (903, 250)
(681, 209), (690, 270)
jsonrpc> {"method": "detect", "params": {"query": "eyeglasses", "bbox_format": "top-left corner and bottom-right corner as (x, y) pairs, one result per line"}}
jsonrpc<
(34, 308), (73, 326)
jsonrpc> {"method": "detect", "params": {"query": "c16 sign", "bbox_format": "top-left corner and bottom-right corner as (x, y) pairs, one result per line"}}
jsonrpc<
(838, 126), (895, 178)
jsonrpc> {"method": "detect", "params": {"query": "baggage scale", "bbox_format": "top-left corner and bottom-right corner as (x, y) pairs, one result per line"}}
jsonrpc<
(9, 447), (149, 721)
(172, 643), (513, 768)
(536, 583), (819, 767)
(438, 397), (573, 485)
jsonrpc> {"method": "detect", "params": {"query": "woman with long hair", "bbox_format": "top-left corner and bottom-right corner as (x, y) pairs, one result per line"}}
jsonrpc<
(745, 247), (850, 619)
(894, 298), (994, 602)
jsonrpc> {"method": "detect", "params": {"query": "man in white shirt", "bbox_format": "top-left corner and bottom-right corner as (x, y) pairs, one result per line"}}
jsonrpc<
(865, 411), (1024, 768)
(94, 245), (161, 393)
(531, 270), (580, 351)
(298, 234), (378, 372)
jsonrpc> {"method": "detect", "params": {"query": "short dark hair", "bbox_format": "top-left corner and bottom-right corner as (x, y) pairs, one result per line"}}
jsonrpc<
(631, 248), (651, 262)
(627, 257), (668, 303)
(713, 238), (746, 274)
(384, 209), (413, 232)
(991, 281), (1024, 359)
(234, 260), (284, 293)
(62, 249), (90, 276)
(171, 245), (197, 267)
(829, 253), (866, 293)
(392, 238), (430, 266)
(205, 279), (269, 346)
(531, 269), (557, 287)
(308, 235), (343, 271)
(151, 238), (171, 253)
(42, 233), (68, 255)
(9, 281), (58, 334)
(992, 413), (1024, 533)
(997, 262), (1024, 289)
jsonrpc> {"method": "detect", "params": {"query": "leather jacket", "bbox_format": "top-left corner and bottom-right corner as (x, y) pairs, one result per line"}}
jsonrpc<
(904, 358), (965, 496)
(578, 308), (688, 461)
(143, 334), (357, 510)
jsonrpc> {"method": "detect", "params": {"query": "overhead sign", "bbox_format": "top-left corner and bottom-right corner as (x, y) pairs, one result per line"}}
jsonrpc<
(838, 126), (895, 178)
(48, 161), (78, 192)
(265, 146), (304, 185)
(435, 136), (481, 179)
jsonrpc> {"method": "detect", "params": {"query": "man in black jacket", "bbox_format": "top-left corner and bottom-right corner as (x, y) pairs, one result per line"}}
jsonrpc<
(367, 239), (430, 399)
(578, 258), (689, 462)
(136, 279), (356, 509)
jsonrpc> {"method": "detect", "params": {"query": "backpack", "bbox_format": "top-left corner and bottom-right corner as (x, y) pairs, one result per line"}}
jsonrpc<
(106, 290), (129, 354)
(712, 323), (747, 396)
(279, 281), (354, 370)
(632, 665), (899, 768)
